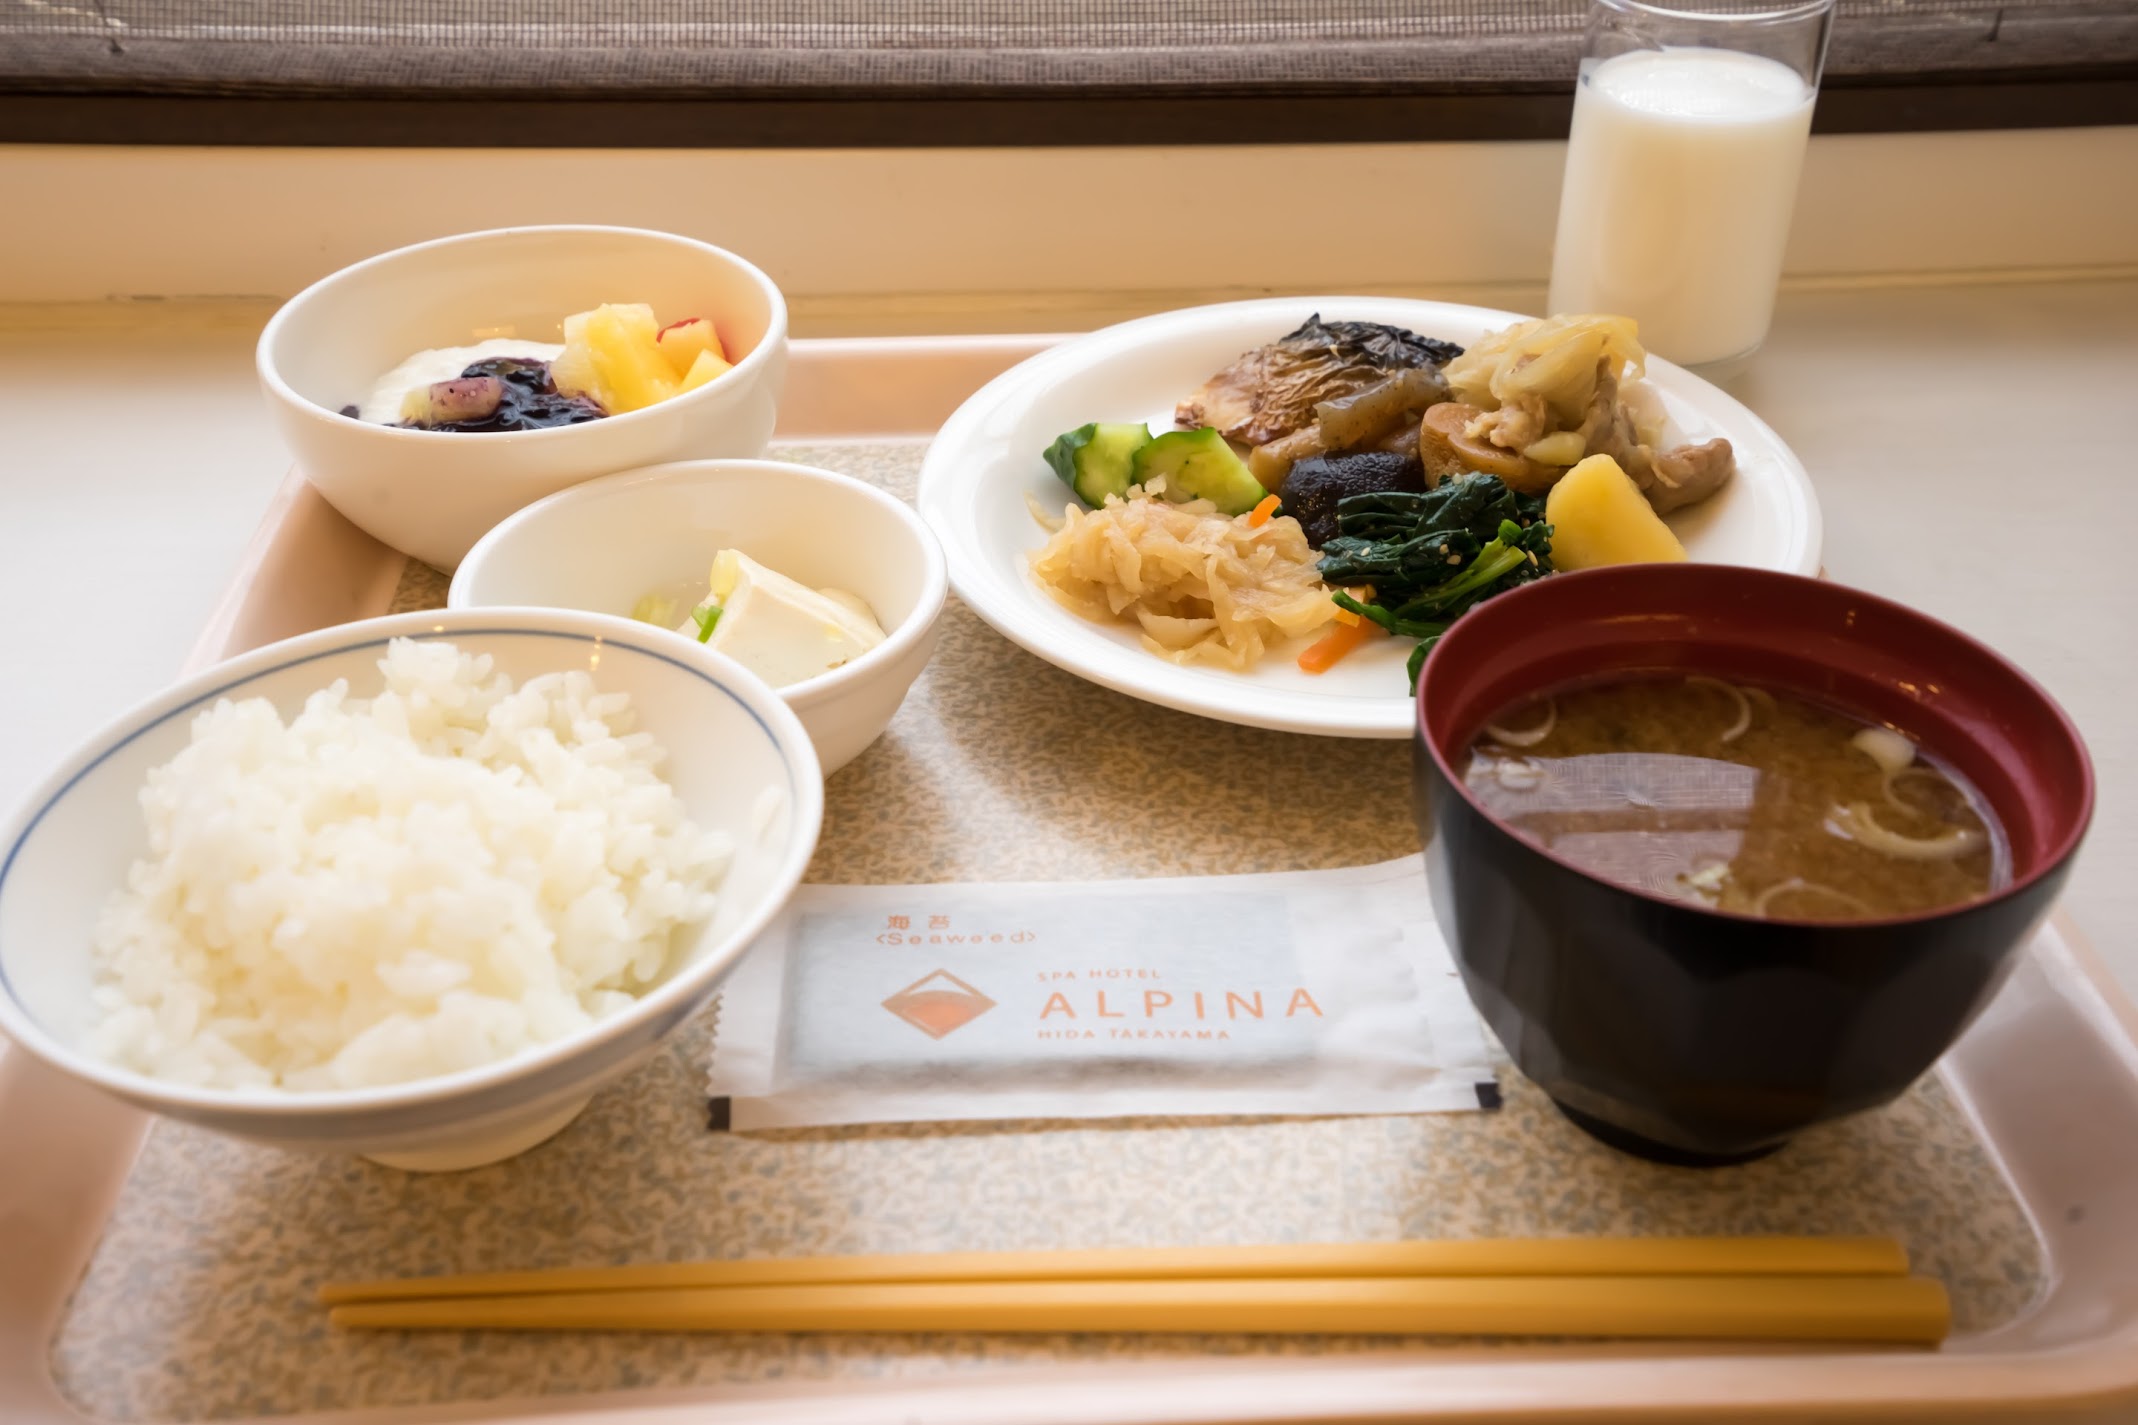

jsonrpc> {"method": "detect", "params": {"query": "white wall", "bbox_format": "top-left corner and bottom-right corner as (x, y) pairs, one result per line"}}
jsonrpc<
(3, 128), (2135, 330)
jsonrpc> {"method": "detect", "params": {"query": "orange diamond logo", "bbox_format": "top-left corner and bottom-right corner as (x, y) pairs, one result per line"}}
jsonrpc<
(882, 969), (997, 1040)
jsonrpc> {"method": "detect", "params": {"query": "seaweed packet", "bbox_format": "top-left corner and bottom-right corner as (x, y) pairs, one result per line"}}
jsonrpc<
(707, 857), (1499, 1129)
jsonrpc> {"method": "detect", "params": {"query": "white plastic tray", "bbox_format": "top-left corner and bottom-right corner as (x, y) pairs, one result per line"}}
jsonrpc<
(6, 335), (2138, 1424)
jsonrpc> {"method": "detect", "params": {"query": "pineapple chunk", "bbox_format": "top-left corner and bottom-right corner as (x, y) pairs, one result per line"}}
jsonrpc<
(585, 304), (676, 413)
(679, 348), (735, 393)
(602, 303), (660, 340)
(548, 310), (600, 406)
(550, 303), (679, 414)
(655, 317), (727, 378)
(1544, 453), (1688, 570)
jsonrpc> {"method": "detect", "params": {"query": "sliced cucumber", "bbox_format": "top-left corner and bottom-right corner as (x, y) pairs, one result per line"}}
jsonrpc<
(1130, 427), (1269, 516)
(1043, 422), (1152, 507)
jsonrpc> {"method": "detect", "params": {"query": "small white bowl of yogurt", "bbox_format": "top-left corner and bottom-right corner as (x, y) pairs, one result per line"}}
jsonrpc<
(258, 227), (788, 571)
(449, 459), (948, 775)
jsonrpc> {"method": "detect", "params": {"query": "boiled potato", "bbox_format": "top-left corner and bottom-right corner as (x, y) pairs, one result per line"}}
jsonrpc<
(1545, 453), (1687, 570)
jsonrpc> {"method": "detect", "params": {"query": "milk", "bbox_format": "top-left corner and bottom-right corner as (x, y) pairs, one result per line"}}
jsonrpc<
(1547, 46), (1815, 368)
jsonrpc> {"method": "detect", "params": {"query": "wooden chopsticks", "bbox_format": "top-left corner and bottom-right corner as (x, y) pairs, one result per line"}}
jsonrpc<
(328, 1275), (1949, 1344)
(321, 1237), (1948, 1346)
(321, 1235), (1909, 1303)
(320, 1239), (1958, 1350)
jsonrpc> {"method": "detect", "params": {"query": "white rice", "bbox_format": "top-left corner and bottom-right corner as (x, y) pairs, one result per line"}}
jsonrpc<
(87, 638), (731, 1092)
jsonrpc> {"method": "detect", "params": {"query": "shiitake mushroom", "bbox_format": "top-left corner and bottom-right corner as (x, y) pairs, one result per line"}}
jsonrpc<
(1280, 450), (1427, 547)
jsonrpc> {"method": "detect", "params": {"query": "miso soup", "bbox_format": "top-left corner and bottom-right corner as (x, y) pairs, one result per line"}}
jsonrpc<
(1462, 676), (2006, 920)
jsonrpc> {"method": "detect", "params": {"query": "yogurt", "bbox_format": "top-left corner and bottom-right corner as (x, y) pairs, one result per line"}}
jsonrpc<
(1547, 47), (1815, 368)
(358, 338), (563, 424)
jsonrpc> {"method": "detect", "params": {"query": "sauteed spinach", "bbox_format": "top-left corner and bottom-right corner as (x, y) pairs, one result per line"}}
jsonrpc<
(1317, 473), (1555, 689)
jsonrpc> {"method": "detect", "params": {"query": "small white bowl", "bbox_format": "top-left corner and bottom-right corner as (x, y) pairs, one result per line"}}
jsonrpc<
(450, 460), (948, 775)
(0, 609), (822, 1172)
(258, 226), (789, 571)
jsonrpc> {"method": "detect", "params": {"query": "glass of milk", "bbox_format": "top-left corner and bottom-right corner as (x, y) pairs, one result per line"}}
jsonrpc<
(1547, 0), (1834, 375)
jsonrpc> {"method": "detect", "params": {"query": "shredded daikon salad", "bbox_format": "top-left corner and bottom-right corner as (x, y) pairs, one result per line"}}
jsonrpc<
(1027, 479), (1338, 669)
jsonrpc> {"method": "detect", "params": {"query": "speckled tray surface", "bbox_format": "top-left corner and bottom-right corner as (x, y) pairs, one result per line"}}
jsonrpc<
(49, 443), (2045, 1424)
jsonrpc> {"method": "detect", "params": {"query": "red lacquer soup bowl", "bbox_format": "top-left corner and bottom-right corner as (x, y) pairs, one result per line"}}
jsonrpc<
(1412, 564), (2093, 1165)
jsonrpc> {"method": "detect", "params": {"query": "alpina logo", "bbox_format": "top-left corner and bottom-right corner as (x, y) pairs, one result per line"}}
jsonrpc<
(882, 969), (997, 1039)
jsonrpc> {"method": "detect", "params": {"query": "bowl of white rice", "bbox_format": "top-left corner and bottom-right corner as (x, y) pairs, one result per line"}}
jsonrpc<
(0, 608), (822, 1170)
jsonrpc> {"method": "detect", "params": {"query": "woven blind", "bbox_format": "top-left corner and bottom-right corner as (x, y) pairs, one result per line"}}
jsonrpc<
(6, 1), (2135, 96)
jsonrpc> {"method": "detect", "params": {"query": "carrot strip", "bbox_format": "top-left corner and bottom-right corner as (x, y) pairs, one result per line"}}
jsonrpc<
(1330, 585), (1375, 628)
(1298, 618), (1381, 674)
(1247, 494), (1282, 528)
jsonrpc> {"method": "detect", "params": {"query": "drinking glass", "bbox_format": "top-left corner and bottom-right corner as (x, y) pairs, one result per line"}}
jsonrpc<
(1546, 0), (1835, 375)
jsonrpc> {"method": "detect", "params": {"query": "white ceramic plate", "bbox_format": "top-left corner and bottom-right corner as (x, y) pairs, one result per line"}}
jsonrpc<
(918, 297), (1822, 738)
